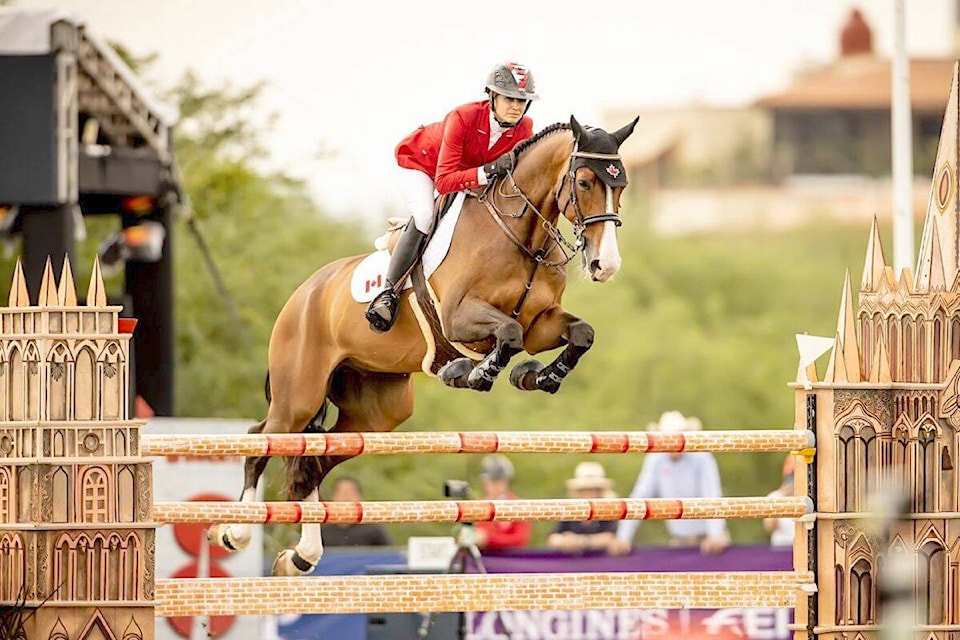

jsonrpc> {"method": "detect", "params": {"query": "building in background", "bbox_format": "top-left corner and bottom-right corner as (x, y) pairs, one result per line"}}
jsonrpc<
(759, 9), (949, 179)
(607, 8), (956, 235)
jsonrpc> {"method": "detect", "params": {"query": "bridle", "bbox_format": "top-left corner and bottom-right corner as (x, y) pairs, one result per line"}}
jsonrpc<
(561, 148), (624, 233)
(474, 140), (624, 318)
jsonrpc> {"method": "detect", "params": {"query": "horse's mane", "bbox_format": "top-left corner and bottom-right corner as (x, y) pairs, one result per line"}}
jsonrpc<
(513, 122), (571, 158)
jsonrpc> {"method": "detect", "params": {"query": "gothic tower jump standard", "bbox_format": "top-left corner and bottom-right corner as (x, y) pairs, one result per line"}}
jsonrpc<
(794, 62), (960, 640)
(0, 258), (152, 640)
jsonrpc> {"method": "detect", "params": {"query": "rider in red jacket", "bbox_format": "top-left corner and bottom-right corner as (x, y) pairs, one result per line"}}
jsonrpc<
(366, 61), (538, 333)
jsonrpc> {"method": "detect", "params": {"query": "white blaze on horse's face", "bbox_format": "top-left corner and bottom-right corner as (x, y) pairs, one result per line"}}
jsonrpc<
(591, 186), (622, 282)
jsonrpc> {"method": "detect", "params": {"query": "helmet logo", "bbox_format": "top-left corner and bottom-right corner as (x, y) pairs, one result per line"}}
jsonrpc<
(606, 164), (621, 179)
(508, 62), (529, 88)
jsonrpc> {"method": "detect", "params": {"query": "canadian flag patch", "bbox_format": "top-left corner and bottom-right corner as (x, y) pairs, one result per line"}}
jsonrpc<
(364, 274), (383, 293)
(509, 63), (529, 88)
(606, 164), (621, 179)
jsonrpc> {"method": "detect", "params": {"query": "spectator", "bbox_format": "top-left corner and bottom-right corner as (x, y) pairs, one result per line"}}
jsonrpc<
(548, 461), (619, 554)
(610, 411), (730, 555)
(764, 454), (796, 548)
(322, 477), (393, 547)
(474, 454), (532, 550)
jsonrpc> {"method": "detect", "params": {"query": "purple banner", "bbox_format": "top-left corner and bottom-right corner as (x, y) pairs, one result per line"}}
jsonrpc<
(465, 546), (793, 640)
(470, 545), (792, 573)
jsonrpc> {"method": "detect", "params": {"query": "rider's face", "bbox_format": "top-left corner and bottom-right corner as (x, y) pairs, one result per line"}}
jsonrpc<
(493, 94), (528, 124)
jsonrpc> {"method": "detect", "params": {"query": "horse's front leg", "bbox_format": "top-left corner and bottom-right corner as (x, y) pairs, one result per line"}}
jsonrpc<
(438, 297), (524, 392)
(510, 307), (594, 394)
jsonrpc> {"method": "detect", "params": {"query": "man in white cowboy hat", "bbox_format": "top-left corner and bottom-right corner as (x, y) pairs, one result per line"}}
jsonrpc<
(548, 461), (619, 554)
(610, 411), (730, 555)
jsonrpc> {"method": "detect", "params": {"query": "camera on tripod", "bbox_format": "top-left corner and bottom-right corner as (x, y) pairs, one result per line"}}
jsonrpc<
(444, 479), (471, 499)
(416, 478), (510, 640)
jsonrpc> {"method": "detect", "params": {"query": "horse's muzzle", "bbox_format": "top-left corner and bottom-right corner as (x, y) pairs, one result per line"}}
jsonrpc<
(589, 257), (620, 282)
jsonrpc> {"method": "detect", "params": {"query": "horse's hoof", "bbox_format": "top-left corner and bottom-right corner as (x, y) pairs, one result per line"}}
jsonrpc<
(272, 549), (315, 576)
(510, 360), (545, 391)
(438, 358), (474, 388)
(535, 369), (562, 394)
(206, 524), (248, 552)
(467, 367), (495, 392)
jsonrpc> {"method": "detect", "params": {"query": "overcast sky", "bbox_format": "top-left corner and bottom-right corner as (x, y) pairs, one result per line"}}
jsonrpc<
(15, 0), (959, 218)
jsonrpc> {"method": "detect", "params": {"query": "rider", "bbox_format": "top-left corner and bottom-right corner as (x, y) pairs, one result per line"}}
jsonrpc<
(365, 61), (539, 333)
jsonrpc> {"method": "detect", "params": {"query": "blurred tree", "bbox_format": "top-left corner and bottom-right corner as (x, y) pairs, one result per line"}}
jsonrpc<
(159, 71), (365, 421)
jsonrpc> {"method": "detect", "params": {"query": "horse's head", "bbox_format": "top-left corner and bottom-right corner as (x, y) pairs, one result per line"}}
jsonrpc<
(557, 115), (638, 282)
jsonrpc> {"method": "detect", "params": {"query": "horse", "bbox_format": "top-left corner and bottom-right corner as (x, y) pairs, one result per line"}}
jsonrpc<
(207, 115), (639, 575)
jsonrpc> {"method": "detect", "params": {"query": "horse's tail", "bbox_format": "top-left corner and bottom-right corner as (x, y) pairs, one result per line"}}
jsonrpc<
(285, 400), (330, 500)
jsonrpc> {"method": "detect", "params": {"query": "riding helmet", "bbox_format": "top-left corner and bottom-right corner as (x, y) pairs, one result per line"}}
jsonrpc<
(485, 62), (539, 101)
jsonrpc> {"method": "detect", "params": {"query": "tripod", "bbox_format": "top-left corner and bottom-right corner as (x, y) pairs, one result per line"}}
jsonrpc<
(417, 523), (512, 640)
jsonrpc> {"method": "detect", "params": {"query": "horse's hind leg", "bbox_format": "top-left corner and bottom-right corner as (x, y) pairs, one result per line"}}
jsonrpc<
(272, 368), (414, 576)
(207, 419), (270, 551)
(209, 353), (335, 555)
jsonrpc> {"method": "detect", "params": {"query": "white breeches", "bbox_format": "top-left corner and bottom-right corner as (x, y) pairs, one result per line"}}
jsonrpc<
(397, 167), (437, 233)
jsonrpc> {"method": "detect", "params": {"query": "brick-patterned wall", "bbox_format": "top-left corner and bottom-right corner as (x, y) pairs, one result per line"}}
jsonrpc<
(152, 496), (809, 524)
(155, 571), (815, 616)
(142, 430), (812, 457)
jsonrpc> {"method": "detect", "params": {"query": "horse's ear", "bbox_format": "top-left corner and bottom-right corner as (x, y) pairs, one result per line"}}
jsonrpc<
(570, 115), (585, 141)
(611, 116), (640, 146)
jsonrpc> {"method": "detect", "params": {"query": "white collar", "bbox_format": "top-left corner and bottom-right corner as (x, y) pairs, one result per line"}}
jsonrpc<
(488, 110), (509, 148)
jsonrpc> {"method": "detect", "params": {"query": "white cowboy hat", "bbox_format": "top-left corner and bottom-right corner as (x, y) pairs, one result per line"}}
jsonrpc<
(651, 410), (702, 434)
(565, 461), (614, 492)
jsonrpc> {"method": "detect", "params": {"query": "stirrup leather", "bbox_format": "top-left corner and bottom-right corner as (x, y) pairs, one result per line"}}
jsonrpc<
(365, 222), (429, 333)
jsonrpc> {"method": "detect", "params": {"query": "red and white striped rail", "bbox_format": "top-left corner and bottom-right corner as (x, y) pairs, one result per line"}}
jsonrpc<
(154, 571), (816, 615)
(141, 429), (814, 457)
(152, 496), (810, 524)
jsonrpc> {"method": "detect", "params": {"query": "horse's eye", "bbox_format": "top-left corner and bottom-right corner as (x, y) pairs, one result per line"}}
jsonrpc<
(577, 179), (590, 190)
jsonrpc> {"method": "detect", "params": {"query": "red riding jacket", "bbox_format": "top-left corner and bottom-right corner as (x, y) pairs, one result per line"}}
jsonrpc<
(395, 100), (533, 194)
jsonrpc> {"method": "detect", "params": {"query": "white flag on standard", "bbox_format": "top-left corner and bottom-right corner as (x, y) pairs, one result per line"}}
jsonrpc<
(796, 334), (835, 368)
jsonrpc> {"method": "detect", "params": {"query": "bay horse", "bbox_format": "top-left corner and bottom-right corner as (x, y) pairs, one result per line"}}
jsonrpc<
(208, 115), (639, 575)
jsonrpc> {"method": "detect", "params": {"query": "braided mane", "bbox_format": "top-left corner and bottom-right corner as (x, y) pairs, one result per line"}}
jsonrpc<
(513, 122), (571, 158)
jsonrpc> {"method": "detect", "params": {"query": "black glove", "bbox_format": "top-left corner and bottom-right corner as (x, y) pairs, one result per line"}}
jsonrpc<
(484, 151), (515, 181)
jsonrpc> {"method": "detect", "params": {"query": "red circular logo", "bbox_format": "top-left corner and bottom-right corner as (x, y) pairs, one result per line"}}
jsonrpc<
(166, 492), (238, 638)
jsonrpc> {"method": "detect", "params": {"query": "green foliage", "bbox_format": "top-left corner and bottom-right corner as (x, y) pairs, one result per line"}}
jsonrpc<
(164, 74), (366, 420)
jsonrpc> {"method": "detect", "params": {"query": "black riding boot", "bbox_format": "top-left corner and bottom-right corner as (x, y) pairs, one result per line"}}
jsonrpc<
(365, 222), (429, 333)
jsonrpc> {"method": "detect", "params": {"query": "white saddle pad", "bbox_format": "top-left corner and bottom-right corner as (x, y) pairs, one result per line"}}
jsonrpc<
(351, 192), (465, 303)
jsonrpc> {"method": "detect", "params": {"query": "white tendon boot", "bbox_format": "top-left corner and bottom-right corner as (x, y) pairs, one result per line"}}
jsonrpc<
(206, 488), (256, 551)
(272, 488), (324, 576)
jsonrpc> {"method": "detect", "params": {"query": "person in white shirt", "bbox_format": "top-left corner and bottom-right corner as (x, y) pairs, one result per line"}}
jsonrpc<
(610, 411), (730, 555)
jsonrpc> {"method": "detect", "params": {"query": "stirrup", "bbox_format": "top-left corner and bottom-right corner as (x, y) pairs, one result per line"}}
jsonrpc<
(366, 289), (400, 333)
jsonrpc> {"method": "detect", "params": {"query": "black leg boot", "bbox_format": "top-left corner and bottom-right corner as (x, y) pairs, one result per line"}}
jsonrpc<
(365, 222), (429, 333)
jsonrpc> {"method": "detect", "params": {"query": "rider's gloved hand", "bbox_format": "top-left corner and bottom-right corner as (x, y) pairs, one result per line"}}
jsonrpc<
(484, 151), (515, 181)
